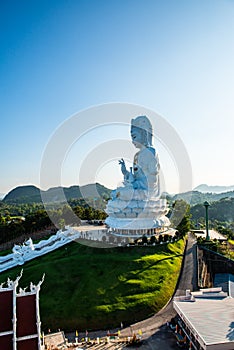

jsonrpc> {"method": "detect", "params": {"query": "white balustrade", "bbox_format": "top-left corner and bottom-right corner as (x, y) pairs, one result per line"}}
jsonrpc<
(0, 226), (80, 273)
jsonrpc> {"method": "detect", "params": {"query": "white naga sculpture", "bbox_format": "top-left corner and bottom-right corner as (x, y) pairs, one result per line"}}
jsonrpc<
(105, 115), (170, 234)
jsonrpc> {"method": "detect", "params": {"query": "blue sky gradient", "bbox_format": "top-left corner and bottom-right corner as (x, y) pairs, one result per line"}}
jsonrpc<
(1, 0), (234, 194)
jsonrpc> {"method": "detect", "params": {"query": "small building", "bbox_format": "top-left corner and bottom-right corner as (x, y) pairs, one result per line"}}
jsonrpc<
(173, 287), (234, 350)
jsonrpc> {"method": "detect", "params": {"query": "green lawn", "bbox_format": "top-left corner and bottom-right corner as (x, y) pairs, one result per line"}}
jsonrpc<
(0, 248), (12, 256)
(0, 239), (185, 331)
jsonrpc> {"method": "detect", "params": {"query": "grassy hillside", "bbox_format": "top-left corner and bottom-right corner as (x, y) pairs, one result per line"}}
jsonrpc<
(0, 239), (185, 331)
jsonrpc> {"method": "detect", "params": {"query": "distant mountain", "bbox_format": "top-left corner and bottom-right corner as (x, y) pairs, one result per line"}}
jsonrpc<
(171, 190), (234, 206)
(3, 183), (111, 204)
(41, 183), (111, 203)
(4, 183), (234, 206)
(191, 197), (234, 222)
(41, 186), (80, 203)
(3, 185), (41, 203)
(194, 184), (234, 193)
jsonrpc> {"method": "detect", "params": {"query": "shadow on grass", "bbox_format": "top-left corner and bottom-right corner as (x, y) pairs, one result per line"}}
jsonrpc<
(129, 254), (183, 278)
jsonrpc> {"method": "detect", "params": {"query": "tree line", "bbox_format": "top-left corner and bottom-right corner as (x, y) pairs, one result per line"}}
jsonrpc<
(0, 201), (107, 245)
(1, 196), (233, 246)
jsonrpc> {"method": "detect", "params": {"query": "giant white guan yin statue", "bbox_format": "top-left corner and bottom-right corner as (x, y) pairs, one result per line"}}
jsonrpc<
(105, 115), (170, 233)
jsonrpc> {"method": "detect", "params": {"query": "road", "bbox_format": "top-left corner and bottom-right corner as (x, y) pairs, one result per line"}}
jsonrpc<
(175, 232), (198, 296)
(119, 233), (198, 342)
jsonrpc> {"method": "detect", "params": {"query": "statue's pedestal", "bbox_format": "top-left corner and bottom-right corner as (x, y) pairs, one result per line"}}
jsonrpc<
(105, 216), (170, 230)
(105, 216), (170, 237)
(105, 192), (170, 237)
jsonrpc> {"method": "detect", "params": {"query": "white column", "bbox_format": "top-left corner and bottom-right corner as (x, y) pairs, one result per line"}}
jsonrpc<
(12, 270), (23, 350)
(34, 274), (45, 350)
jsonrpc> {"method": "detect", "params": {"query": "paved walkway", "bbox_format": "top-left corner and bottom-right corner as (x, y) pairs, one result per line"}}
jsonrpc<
(66, 233), (198, 349)
(175, 232), (198, 296)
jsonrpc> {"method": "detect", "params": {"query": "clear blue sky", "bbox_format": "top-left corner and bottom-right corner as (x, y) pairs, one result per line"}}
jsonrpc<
(1, 0), (234, 195)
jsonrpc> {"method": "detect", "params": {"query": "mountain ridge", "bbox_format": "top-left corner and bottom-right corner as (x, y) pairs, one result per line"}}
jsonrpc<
(3, 183), (111, 204)
(170, 190), (234, 206)
(193, 183), (234, 193)
(3, 183), (234, 205)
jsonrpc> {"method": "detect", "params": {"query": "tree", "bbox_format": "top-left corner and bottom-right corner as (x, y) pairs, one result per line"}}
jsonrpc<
(176, 211), (191, 237)
(158, 234), (163, 243)
(62, 205), (81, 225)
(84, 207), (94, 221)
(171, 200), (191, 236)
(0, 214), (5, 225)
(218, 226), (233, 239)
(58, 218), (65, 230)
(74, 206), (85, 220)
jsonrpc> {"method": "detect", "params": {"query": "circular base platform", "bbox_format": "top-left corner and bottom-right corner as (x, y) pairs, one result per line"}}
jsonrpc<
(105, 216), (170, 233)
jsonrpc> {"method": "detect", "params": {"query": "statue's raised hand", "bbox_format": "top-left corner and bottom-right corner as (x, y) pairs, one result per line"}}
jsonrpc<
(119, 158), (127, 175)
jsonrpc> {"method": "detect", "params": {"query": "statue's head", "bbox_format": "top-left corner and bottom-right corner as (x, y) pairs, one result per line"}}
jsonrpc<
(131, 116), (153, 148)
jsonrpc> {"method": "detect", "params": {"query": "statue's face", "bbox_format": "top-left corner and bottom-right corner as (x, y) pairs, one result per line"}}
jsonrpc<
(131, 127), (143, 148)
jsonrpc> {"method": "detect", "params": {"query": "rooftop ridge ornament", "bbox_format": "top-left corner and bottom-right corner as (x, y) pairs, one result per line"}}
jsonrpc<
(30, 273), (45, 293)
(6, 269), (23, 289)
(105, 115), (170, 236)
(17, 274), (45, 296)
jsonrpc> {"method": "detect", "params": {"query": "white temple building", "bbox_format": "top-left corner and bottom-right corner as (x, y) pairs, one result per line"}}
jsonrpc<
(173, 287), (234, 350)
